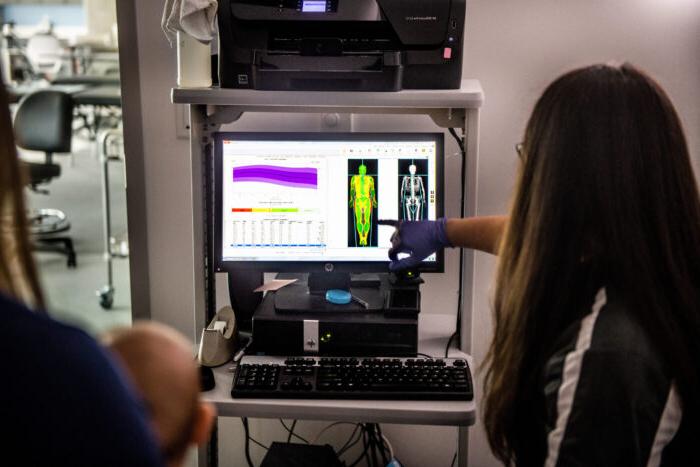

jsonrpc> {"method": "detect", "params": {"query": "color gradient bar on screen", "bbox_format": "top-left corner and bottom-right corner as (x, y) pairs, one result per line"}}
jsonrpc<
(232, 208), (299, 213)
(232, 165), (318, 189)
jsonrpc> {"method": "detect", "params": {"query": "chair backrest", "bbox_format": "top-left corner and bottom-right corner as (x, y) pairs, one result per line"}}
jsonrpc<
(14, 90), (73, 154)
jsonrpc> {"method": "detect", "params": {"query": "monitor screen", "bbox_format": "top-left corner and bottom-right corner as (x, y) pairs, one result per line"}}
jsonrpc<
(213, 132), (444, 273)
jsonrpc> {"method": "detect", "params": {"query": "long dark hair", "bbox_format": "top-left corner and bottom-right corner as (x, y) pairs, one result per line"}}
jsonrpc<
(0, 76), (45, 309)
(484, 63), (700, 465)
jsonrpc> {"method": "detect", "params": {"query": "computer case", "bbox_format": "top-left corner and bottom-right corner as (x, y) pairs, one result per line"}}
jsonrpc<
(252, 291), (418, 357)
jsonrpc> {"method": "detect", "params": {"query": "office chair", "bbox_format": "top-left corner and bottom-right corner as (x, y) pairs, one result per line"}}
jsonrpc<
(14, 90), (77, 268)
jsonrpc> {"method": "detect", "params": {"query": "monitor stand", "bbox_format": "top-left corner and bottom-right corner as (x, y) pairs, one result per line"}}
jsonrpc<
(306, 272), (383, 293)
(307, 272), (351, 295)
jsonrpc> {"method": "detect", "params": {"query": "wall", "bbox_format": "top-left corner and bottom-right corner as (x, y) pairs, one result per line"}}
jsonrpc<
(123, 0), (700, 466)
(83, 0), (116, 43)
(130, 0), (195, 337)
(464, 1), (700, 465)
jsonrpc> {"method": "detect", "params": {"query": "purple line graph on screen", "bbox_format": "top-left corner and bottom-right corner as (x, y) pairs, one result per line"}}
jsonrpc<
(232, 165), (318, 189)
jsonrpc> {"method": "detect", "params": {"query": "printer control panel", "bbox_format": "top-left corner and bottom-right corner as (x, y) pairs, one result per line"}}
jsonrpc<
(299, 0), (337, 13)
(233, 0), (381, 21)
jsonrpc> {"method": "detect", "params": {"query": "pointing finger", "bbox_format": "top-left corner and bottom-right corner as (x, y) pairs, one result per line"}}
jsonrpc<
(378, 219), (400, 228)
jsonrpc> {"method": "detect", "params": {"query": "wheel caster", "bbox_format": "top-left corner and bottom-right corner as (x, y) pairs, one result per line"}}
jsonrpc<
(97, 286), (114, 310)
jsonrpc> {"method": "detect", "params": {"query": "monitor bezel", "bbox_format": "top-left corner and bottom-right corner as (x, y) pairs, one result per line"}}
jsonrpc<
(212, 132), (445, 273)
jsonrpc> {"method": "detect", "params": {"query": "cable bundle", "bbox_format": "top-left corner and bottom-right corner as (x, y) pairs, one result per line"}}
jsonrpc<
(241, 418), (399, 467)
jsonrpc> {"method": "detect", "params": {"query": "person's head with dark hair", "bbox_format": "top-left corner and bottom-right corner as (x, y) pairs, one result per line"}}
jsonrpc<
(0, 78), (44, 309)
(484, 63), (700, 464)
(104, 322), (216, 467)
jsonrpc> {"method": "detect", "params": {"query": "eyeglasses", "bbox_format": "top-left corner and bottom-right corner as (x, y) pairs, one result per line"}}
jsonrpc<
(515, 142), (525, 160)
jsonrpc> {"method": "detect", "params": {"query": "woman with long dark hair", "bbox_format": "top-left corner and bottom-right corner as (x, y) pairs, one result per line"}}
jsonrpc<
(387, 63), (699, 465)
(0, 75), (164, 465)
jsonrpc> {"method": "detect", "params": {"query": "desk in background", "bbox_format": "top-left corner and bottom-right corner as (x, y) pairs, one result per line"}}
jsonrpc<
(7, 81), (120, 107)
(72, 84), (121, 107)
(51, 76), (120, 87)
(7, 82), (86, 105)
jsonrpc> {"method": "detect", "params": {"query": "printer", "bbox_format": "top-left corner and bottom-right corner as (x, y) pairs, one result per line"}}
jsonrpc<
(217, 0), (466, 91)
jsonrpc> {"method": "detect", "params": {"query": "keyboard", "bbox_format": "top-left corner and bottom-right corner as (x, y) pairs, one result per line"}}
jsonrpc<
(231, 356), (473, 401)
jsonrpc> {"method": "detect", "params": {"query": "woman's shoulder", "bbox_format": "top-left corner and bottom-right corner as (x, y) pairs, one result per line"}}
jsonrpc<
(0, 292), (102, 361)
(549, 288), (661, 365)
(541, 289), (681, 467)
(588, 289), (659, 360)
(0, 293), (164, 466)
(0, 291), (129, 404)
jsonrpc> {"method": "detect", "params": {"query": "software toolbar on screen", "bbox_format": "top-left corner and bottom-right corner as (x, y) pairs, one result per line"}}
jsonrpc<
(219, 137), (439, 263)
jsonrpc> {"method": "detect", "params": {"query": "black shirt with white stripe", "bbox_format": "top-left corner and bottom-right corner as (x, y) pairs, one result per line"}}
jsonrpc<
(540, 289), (692, 466)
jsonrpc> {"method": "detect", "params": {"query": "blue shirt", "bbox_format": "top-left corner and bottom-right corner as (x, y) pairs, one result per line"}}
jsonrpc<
(0, 293), (164, 466)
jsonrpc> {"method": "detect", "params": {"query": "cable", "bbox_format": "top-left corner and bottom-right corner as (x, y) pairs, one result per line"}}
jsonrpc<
(363, 424), (372, 467)
(242, 418), (270, 453)
(381, 434), (395, 461)
(241, 418), (254, 467)
(368, 424), (380, 467)
(249, 437), (269, 451)
(375, 424), (389, 465)
(417, 352), (434, 359)
(445, 331), (457, 358)
(348, 424), (371, 467)
(233, 337), (253, 362)
(287, 419), (296, 443)
(279, 419), (309, 444)
(447, 128), (468, 357)
(337, 425), (358, 454)
(450, 451), (457, 467)
(311, 421), (358, 444)
(448, 127), (464, 151)
(337, 424), (364, 458)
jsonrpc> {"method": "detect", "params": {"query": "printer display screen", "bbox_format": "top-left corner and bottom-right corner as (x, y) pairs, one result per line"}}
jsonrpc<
(301, 0), (328, 12)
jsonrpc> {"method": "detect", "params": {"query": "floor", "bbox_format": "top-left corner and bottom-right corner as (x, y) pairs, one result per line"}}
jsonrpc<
(23, 131), (132, 336)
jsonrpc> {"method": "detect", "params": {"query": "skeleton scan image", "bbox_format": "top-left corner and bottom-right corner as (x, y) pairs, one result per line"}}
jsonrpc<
(398, 160), (428, 221)
(400, 163), (426, 221)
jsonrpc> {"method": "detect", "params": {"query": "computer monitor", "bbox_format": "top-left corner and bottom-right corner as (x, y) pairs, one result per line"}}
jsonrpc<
(213, 132), (444, 273)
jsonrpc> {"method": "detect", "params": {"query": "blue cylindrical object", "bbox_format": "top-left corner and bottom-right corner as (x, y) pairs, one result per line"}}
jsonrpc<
(325, 289), (352, 305)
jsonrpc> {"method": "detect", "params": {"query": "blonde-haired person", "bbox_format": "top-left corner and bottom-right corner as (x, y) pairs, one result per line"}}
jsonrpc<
(104, 322), (216, 467)
(384, 64), (698, 465)
(0, 77), (164, 466)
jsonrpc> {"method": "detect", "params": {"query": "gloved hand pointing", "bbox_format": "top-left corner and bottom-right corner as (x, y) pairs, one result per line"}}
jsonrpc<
(378, 218), (453, 271)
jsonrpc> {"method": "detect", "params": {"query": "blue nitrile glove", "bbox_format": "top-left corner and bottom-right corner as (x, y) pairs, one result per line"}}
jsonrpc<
(378, 218), (452, 271)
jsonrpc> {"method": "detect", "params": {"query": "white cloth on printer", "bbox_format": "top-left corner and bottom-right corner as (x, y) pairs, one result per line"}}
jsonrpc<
(162, 0), (218, 45)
